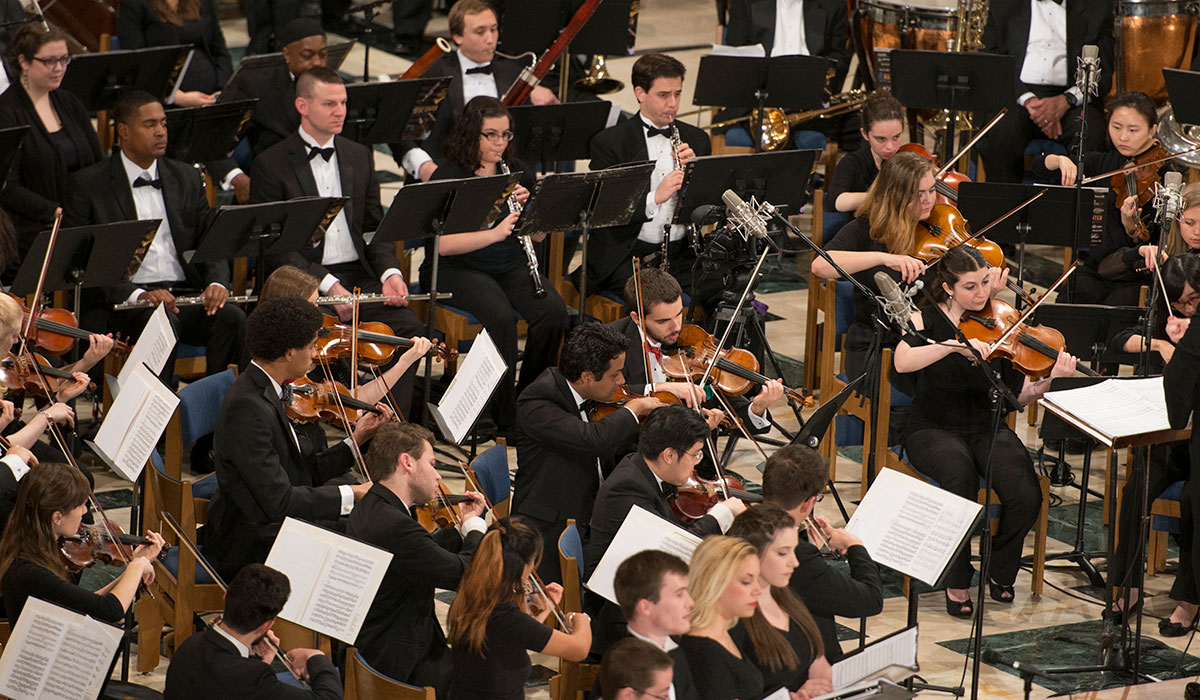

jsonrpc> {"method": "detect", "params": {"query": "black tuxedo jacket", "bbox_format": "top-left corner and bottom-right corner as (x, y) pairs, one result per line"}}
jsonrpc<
(164, 627), (342, 700)
(724, 0), (850, 78)
(0, 459), (16, 534)
(981, 0), (1114, 100)
(345, 483), (483, 682)
(512, 367), (640, 530)
(249, 131), (400, 283)
(1165, 317), (1200, 476)
(64, 153), (227, 305)
(208, 64), (299, 182)
(593, 628), (701, 700)
(205, 364), (355, 580)
(587, 118), (711, 284)
(788, 540), (881, 661)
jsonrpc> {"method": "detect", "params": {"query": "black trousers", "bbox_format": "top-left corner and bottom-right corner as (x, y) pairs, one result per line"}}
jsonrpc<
(977, 97), (1105, 184)
(1173, 477), (1200, 604)
(1112, 441), (1190, 590)
(523, 512), (566, 583)
(904, 426), (1042, 588)
(421, 262), (567, 429)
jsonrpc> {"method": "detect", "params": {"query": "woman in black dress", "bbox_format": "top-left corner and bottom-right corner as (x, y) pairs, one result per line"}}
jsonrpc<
(118, 0), (232, 107)
(0, 24), (103, 260)
(893, 245), (1076, 617)
(681, 535), (766, 700)
(447, 516), (591, 700)
(822, 90), (904, 237)
(425, 96), (567, 434)
(728, 506), (832, 698)
(0, 462), (165, 624)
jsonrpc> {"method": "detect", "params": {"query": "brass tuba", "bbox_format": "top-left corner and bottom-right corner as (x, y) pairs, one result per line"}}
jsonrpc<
(1158, 106), (1200, 169)
(573, 55), (624, 94)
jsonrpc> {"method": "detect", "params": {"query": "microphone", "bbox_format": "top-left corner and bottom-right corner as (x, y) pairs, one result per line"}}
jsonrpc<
(721, 189), (768, 240)
(874, 271), (921, 330)
(981, 649), (1053, 680)
(1075, 44), (1100, 98)
(1155, 170), (1185, 227)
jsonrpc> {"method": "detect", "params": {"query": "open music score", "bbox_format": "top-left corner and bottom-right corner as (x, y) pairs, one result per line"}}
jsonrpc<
(112, 291), (452, 311)
(0, 597), (123, 700)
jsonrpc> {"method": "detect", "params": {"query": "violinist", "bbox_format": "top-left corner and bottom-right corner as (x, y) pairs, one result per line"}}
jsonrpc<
(512, 323), (661, 581)
(346, 422), (487, 698)
(585, 405), (736, 654)
(204, 298), (390, 582)
(1134, 182), (1200, 272)
(164, 564), (343, 699)
(446, 516), (591, 700)
(893, 245), (1077, 616)
(425, 96), (567, 438)
(823, 91), (905, 234)
(0, 462), (164, 625)
(1037, 91), (1180, 306)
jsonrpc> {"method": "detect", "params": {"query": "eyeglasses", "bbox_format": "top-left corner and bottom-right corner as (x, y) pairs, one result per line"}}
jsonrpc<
(32, 55), (71, 69)
(636, 690), (670, 700)
(683, 448), (704, 462)
(480, 130), (515, 143)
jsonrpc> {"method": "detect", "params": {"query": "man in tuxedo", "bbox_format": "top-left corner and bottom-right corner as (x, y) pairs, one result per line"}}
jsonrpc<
(250, 66), (427, 415)
(210, 17), (328, 203)
(976, 0), (1114, 183)
(762, 446), (881, 661)
(587, 53), (712, 300)
(65, 89), (245, 380)
(0, 442), (35, 533)
(512, 322), (663, 582)
(164, 564), (343, 699)
(205, 298), (386, 581)
(346, 422), (487, 698)
(393, 0), (558, 181)
(597, 638), (675, 700)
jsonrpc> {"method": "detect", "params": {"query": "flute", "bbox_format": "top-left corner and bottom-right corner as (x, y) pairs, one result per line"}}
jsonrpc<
(113, 291), (452, 312)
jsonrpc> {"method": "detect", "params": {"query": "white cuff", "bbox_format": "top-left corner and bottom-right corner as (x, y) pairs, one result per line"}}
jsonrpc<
(126, 289), (148, 304)
(401, 148), (433, 179)
(645, 191), (659, 219)
(747, 407), (770, 430)
(338, 484), (355, 515)
(1017, 92), (1035, 107)
(2, 453), (29, 482)
(710, 501), (735, 532)
(458, 515), (487, 539)
(220, 168), (245, 191)
(206, 282), (227, 291)
(318, 274), (339, 295)
(1066, 86), (1084, 104)
(380, 268), (402, 284)
(623, 405), (640, 424)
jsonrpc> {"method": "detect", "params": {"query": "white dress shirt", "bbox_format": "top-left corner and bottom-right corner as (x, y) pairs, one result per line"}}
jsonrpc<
(772, 0), (811, 57)
(122, 153), (187, 296)
(402, 52), (497, 178)
(213, 623), (252, 658)
(1018, 0), (1083, 106)
(627, 626), (680, 700)
(638, 114), (687, 245)
(2, 452), (29, 483)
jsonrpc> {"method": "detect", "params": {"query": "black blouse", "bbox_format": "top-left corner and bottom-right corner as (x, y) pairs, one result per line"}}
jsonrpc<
(678, 634), (765, 700)
(824, 214), (906, 356)
(118, 0), (232, 93)
(825, 147), (878, 212)
(427, 158), (538, 276)
(449, 600), (553, 700)
(2, 558), (125, 625)
(729, 618), (816, 693)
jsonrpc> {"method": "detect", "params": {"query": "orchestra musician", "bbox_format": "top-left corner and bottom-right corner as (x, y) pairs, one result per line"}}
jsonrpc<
(117, 0), (233, 108)
(822, 91), (905, 236)
(426, 96), (567, 437)
(893, 245), (1077, 616)
(512, 322), (661, 582)
(164, 564), (343, 699)
(346, 422), (487, 698)
(597, 637), (676, 700)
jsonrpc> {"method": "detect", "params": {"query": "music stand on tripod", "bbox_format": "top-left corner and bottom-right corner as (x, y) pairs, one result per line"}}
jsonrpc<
(60, 45), (193, 110)
(343, 77), (452, 145)
(165, 100), (258, 164)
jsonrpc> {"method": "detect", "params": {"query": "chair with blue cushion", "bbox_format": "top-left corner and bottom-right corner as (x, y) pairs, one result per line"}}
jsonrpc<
(468, 441), (511, 518)
(1146, 479), (1186, 576)
(163, 368), (238, 498)
(550, 519), (599, 700)
(344, 646), (435, 699)
(406, 282), (528, 377)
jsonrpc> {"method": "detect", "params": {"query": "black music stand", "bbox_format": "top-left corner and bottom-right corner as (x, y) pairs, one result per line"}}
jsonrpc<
(372, 173), (520, 417)
(674, 150), (817, 225)
(692, 54), (828, 153)
(508, 101), (611, 167)
(186, 197), (347, 294)
(166, 99), (257, 163)
(0, 125), (28, 182)
(571, 0), (637, 55)
(60, 45), (193, 110)
(220, 40), (356, 91)
(344, 77), (451, 145)
(517, 163), (655, 323)
(889, 50), (1015, 164)
(499, 0), (564, 58)
(1163, 68), (1200, 126)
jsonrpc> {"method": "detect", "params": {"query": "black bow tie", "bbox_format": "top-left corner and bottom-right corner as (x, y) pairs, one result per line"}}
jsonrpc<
(645, 123), (672, 138)
(660, 481), (678, 499)
(465, 63), (494, 75)
(579, 399), (596, 416)
(133, 176), (162, 189)
(1039, 0), (1063, 5)
(308, 146), (335, 161)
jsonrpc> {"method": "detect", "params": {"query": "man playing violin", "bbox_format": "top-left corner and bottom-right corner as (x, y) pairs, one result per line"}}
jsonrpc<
(347, 422), (486, 698)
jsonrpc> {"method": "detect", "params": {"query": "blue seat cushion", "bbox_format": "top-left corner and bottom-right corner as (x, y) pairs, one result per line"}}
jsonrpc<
(177, 343), (206, 359)
(1152, 480), (1186, 535)
(191, 473), (218, 500)
(162, 545), (217, 584)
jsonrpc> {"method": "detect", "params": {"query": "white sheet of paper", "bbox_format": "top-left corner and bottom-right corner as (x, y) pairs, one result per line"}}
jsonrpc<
(0, 597), (122, 700)
(93, 362), (180, 482)
(711, 43), (767, 57)
(265, 517), (392, 644)
(585, 505), (702, 605)
(759, 687), (790, 700)
(845, 469), (982, 587)
(831, 626), (918, 689)
(1040, 377), (1171, 440)
(428, 329), (507, 444)
(114, 303), (176, 395)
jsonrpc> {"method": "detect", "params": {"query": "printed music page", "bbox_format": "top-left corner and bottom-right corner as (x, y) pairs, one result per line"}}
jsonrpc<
(1040, 377), (1171, 440)
(265, 517), (392, 644)
(0, 597), (122, 700)
(845, 469), (983, 587)
(428, 329), (507, 444)
(586, 506), (702, 605)
(830, 626), (919, 689)
(92, 362), (180, 482)
(114, 302), (176, 396)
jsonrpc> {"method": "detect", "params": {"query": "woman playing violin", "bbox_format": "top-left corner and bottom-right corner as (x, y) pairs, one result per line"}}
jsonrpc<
(822, 91), (905, 235)
(893, 245), (1077, 617)
(1136, 182), (1200, 271)
(0, 462), (165, 625)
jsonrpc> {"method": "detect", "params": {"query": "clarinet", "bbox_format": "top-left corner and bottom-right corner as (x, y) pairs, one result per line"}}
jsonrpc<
(663, 124), (683, 272)
(498, 162), (547, 299)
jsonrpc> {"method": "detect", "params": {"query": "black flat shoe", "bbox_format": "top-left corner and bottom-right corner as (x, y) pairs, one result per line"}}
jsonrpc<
(988, 580), (1015, 604)
(1160, 615), (1198, 637)
(945, 592), (974, 619)
(1103, 598), (1142, 625)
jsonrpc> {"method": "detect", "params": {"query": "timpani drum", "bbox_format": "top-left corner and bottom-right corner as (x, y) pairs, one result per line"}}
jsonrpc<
(853, 0), (959, 87)
(1116, 0), (1198, 104)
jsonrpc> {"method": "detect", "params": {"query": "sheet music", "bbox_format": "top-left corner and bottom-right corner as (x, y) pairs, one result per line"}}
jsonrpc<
(428, 329), (507, 444)
(114, 303), (176, 395)
(711, 43), (767, 57)
(0, 597), (122, 700)
(93, 362), (180, 482)
(1040, 377), (1171, 440)
(265, 517), (392, 644)
(845, 469), (982, 586)
(831, 626), (918, 689)
(585, 506), (702, 604)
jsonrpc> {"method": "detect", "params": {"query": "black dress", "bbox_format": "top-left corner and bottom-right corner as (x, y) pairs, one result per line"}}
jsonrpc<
(729, 618), (815, 692)
(825, 147), (878, 212)
(118, 0), (232, 93)
(2, 558), (125, 624)
(899, 306), (1041, 589)
(448, 600), (554, 700)
(678, 634), (765, 700)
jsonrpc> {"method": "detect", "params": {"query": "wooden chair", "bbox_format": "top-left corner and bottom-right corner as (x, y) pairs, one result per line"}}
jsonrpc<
(802, 190), (827, 393)
(405, 299), (529, 376)
(343, 646), (436, 700)
(549, 519), (599, 700)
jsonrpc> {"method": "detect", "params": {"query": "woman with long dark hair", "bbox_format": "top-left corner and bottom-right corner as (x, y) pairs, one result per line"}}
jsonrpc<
(118, 0), (232, 107)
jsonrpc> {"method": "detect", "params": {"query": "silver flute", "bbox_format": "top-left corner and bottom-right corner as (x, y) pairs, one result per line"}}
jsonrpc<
(112, 291), (451, 311)
(498, 162), (547, 299)
(663, 124), (683, 272)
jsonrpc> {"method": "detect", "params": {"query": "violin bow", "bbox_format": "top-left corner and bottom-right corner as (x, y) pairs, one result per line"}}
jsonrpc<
(316, 359), (374, 484)
(935, 108), (1006, 180)
(1151, 252), (1178, 318)
(350, 289), (361, 395)
(984, 262), (1080, 357)
(631, 258), (654, 388)
(707, 386), (769, 464)
(1080, 146), (1200, 186)
(17, 210), (62, 357)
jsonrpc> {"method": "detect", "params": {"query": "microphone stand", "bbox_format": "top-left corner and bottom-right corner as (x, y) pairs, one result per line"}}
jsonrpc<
(1069, 55), (1098, 300)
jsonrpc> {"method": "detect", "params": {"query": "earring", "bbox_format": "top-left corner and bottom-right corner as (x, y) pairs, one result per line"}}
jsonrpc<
(20, 73), (28, 89)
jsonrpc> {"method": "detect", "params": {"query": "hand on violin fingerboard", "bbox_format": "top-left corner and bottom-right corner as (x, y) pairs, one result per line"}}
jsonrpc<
(701, 408), (725, 430)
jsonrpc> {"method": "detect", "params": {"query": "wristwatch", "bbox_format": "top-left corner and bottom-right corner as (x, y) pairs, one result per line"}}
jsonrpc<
(1064, 92), (1079, 108)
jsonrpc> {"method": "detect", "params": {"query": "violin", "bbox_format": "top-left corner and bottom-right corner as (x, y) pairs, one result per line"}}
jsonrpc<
(669, 470), (763, 523)
(415, 484), (474, 532)
(0, 351), (95, 399)
(316, 315), (456, 365)
(1110, 141), (1169, 243)
(913, 204), (1037, 304)
(7, 293), (130, 357)
(587, 385), (682, 421)
(60, 518), (169, 571)
(958, 297), (1098, 378)
(660, 324), (814, 405)
(899, 143), (972, 206)
(286, 376), (382, 430)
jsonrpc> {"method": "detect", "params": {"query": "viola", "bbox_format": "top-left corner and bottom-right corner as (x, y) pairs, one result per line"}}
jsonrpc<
(660, 324), (814, 405)
(1110, 141), (1169, 243)
(286, 376), (382, 430)
(60, 519), (169, 571)
(898, 143), (972, 206)
(913, 204), (1036, 304)
(0, 351), (95, 399)
(958, 297), (1099, 378)
(415, 484), (474, 531)
(669, 470), (763, 523)
(587, 385), (682, 422)
(316, 315), (456, 365)
(7, 292), (130, 357)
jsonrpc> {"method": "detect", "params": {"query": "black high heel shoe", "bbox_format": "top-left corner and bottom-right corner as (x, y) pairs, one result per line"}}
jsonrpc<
(1160, 612), (1199, 638)
(988, 580), (1015, 604)
(945, 591), (974, 619)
